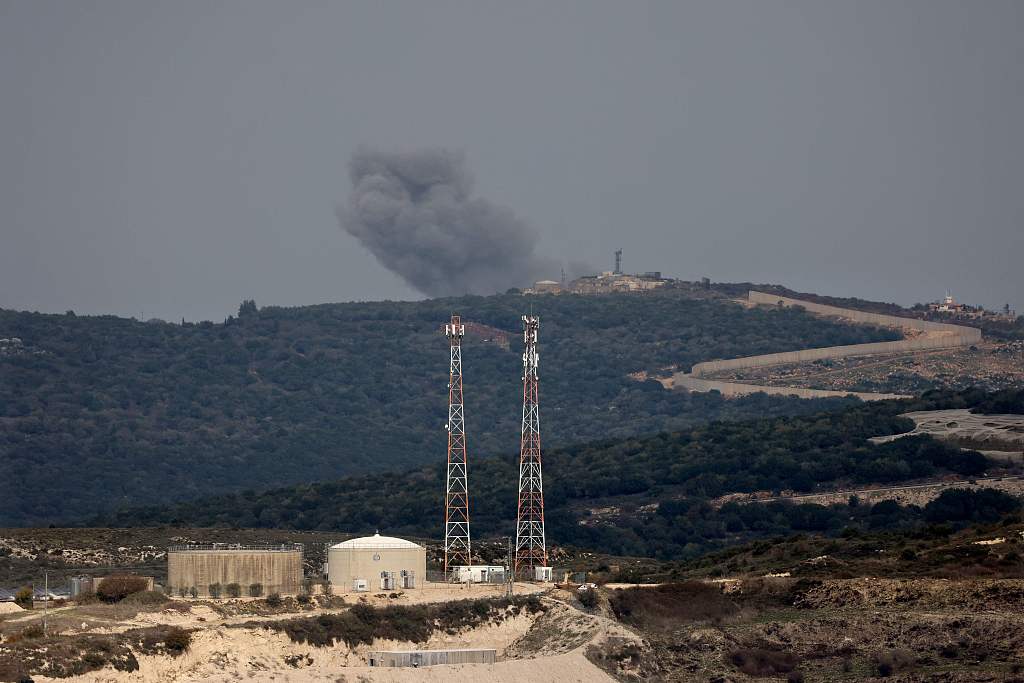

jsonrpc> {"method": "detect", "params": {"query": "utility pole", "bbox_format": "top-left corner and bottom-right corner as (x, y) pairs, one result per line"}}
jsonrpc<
(514, 315), (547, 579)
(505, 536), (514, 597)
(443, 315), (471, 575)
(43, 570), (48, 636)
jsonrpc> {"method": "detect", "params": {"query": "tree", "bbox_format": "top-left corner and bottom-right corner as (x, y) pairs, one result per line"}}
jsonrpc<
(248, 583), (264, 597)
(14, 586), (33, 608)
(226, 582), (241, 598)
(238, 299), (258, 318)
(96, 574), (150, 603)
(208, 582), (222, 599)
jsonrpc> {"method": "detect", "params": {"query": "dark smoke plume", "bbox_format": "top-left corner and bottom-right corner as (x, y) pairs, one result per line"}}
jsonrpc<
(339, 147), (559, 297)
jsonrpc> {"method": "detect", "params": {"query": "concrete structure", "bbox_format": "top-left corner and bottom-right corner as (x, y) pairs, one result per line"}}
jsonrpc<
(368, 648), (496, 667)
(673, 374), (908, 402)
(69, 576), (94, 598)
(167, 544), (302, 598)
(327, 534), (426, 592)
(452, 565), (505, 583)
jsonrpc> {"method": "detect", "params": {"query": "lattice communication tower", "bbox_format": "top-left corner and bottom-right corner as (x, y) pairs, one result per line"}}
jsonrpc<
(444, 315), (471, 573)
(514, 314), (547, 577)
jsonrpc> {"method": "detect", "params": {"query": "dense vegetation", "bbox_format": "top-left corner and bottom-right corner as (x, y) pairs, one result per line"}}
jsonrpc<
(101, 391), (1015, 560)
(969, 388), (1024, 415)
(258, 596), (544, 648)
(0, 290), (894, 525)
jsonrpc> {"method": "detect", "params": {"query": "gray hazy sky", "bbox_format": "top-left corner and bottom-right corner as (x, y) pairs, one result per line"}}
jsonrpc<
(1, 1), (1021, 321)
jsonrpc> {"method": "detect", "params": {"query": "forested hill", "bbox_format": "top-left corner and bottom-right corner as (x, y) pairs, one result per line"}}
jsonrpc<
(100, 391), (1012, 561)
(0, 289), (898, 525)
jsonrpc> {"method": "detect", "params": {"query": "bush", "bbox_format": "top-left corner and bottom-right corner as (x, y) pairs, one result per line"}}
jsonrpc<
(296, 593), (311, 605)
(728, 648), (798, 676)
(14, 586), (33, 608)
(208, 583), (222, 599)
(874, 649), (916, 677)
(611, 582), (739, 626)
(266, 593), (283, 607)
(75, 591), (99, 605)
(226, 583), (241, 598)
(578, 587), (599, 609)
(249, 583), (264, 597)
(97, 575), (151, 603)
(123, 590), (169, 607)
(163, 627), (191, 654)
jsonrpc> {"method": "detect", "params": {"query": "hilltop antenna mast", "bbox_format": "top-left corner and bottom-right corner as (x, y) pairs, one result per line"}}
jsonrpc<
(614, 249), (622, 275)
(515, 314), (547, 578)
(443, 315), (471, 574)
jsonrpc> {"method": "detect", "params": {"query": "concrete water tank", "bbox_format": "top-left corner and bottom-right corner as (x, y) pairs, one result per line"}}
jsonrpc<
(167, 544), (303, 597)
(327, 534), (426, 592)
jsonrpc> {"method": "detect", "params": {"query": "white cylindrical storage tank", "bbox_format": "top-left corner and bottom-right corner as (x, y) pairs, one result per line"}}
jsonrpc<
(328, 534), (426, 592)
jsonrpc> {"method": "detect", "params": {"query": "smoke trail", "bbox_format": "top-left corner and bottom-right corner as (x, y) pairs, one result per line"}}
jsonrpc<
(338, 147), (559, 297)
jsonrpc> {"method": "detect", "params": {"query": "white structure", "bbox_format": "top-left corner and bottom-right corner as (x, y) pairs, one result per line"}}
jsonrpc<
(451, 565), (505, 583)
(534, 566), (553, 582)
(327, 534), (426, 592)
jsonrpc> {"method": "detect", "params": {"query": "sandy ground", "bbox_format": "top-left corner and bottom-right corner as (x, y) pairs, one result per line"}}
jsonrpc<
(27, 587), (623, 683)
(0, 602), (24, 614)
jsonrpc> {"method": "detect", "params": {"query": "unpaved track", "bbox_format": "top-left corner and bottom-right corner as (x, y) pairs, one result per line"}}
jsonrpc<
(667, 290), (981, 401)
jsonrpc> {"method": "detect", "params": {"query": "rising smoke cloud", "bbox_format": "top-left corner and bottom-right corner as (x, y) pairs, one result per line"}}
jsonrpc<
(338, 147), (559, 297)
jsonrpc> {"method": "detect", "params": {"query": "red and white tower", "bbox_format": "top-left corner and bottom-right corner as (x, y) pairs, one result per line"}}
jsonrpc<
(444, 315), (471, 573)
(514, 314), (547, 578)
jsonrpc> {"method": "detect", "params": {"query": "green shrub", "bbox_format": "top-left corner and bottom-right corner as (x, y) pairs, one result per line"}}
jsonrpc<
(266, 593), (283, 607)
(728, 648), (797, 676)
(226, 583), (241, 598)
(14, 586), (33, 608)
(208, 583), (222, 599)
(97, 575), (151, 603)
(611, 582), (739, 626)
(163, 627), (191, 655)
(123, 590), (169, 607)
(578, 587), (599, 609)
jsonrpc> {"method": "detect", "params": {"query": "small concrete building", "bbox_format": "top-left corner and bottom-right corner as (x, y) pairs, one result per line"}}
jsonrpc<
(369, 648), (496, 667)
(451, 565), (505, 583)
(328, 534), (426, 592)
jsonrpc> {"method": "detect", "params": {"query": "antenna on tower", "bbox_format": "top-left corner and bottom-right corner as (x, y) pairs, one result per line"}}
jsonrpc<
(614, 249), (622, 275)
(515, 314), (547, 579)
(443, 315), (471, 574)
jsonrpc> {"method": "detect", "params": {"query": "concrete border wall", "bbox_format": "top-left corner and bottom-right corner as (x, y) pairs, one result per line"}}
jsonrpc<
(690, 291), (981, 377)
(673, 374), (907, 401)
(747, 291), (982, 335)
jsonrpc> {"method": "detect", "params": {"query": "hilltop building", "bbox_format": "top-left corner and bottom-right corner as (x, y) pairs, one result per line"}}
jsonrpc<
(925, 291), (1017, 321)
(523, 250), (671, 295)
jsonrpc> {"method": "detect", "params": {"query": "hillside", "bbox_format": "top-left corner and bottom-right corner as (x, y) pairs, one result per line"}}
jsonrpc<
(0, 290), (897, 526)
(99, 390), (1023, 560)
